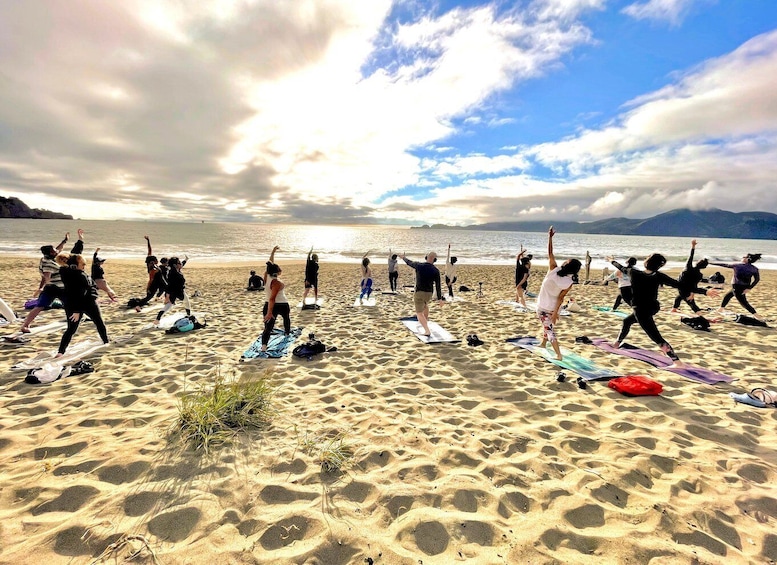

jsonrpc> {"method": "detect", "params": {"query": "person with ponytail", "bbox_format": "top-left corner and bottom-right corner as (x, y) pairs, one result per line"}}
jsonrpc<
(260, 246), (291, 352)
(535, 226), (581, 360)
(609, 253), (718, 363)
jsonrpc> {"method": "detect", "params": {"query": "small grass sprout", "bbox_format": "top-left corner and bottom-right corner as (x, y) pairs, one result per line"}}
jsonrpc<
(175, 373), (275, 453)
(318, 433), (354, 473)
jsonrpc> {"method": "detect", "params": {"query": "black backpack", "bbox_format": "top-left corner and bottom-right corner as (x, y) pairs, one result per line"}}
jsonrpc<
(680, 316), (711, 332)
(292, 336), (330, 358)
(735, 315), (769, 328)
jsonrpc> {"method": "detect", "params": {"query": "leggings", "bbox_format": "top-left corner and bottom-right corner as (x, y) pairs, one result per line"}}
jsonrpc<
(445, 276), (457, 298)
(59, 303), (109, 354)
(360, 278), (373, 300)
(389, 271), (398, 292)
(721, 284), (756, 314)
(261, 302), (291, 345)
(672, 291), (701, 312)
(617, 306), (679, 361)
(613, 287), (633, 310)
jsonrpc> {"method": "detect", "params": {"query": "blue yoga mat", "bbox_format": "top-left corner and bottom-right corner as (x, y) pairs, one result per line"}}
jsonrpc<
(587, 337), (734, 384)
(242, 327), (303, 359)
(506, 336), (620, 381)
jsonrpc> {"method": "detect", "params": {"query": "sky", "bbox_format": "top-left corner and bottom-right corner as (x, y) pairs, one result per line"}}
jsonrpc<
(1, 0), (776, 226)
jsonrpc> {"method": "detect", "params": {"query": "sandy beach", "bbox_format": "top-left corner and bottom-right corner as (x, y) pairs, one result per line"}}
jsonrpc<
(1, 255), (776, 565)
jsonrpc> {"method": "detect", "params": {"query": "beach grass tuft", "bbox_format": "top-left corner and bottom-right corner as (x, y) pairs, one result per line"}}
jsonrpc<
(299, 431), (354, 473)
(174, 371), (276, 453)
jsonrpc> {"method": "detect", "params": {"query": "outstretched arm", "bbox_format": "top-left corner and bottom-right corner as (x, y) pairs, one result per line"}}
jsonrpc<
(55, 232), (70, 253)
(446, 244), (451, 266)
(144, 235), (152, 257)
(70, 229), (85, 254)
(516, 244), (525, 261)
(269, 245), (279, 264)
(686, 240), (697, 269)
(547, 226), (558, 271)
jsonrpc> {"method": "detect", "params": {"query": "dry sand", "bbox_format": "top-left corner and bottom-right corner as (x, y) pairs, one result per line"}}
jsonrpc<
(1, 256), (776, 565)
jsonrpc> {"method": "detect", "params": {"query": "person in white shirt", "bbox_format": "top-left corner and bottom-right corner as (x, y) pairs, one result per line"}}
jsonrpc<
(536, 226), (581, 360)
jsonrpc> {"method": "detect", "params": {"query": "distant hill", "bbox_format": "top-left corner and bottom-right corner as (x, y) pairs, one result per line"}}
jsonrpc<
(413, 209), (777, 239)
(0, 196), (73, 219)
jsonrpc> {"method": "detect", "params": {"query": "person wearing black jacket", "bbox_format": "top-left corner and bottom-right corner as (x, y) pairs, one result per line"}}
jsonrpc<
(401, 251), (443, 336)
(609, 254), (717, 362)
(56, 253), (109, 356)
(671, 239), (708, 314)
(154, 256), (190, 325)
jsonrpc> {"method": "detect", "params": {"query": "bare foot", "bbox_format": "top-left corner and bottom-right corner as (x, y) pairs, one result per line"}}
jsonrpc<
(54, 353), (64, 358)
(20, 326), (31, 334)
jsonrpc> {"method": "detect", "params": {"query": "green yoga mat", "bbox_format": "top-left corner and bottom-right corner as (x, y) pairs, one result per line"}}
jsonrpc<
(506, 336), (620, 381)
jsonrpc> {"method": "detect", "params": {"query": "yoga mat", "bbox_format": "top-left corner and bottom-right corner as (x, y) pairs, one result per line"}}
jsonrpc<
(506, 336), (619, 381)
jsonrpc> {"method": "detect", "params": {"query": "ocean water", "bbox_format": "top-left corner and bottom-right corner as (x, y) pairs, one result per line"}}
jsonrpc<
(2, 218), (776, 270)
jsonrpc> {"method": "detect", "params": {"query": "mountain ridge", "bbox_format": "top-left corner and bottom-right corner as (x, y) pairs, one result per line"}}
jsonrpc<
(412, 208), (777, 239)
(0, 196), (73, 220)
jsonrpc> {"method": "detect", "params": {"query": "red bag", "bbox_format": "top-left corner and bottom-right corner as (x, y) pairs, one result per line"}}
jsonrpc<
(608, 375), (663, 396)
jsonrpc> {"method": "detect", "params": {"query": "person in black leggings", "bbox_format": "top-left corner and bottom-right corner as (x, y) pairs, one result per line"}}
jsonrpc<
(671, 239), (708, 314)
(56, 253), (109, 356)
(612, 257), (636, 310)
(609, 254), (717, 362)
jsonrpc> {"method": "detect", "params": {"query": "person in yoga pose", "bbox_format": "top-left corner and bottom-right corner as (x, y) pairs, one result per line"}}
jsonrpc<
(56, 252), (109, 356)
(514, 246), (532, 306)
(260, 246), (291, 351)
(387, 250), (399, 292)
(401, 251), (443, 336)
(612, 257), (637, 311)
(536, 227), (581, 360)
(21, 230), (84, 333)
(153, 256), (190, 325)
(609, 253), (718, 363)
(444, 244), (458, 299)
(301, 248), (319, 304)
(91, 248), (117, 301)
(709, 253), (761, 316)
(671, 240), (709, 314)
(359, 254), (373, 303)
(247, 270), (264, 291)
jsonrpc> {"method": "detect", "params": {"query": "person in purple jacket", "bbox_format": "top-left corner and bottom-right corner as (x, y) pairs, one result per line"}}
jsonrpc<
(709, 253), (761, 316)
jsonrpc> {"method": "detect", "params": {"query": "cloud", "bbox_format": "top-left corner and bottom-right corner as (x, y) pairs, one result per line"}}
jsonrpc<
(622, 0), (711, 26)
(0, 0), (601, 221)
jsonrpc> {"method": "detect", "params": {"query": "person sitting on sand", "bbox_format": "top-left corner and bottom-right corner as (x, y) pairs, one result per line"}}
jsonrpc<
(56, 252), (109, 356)
(709, 271), (725, 285)
(609, 253), (718, 364)
(90, 246), (117, 301)
(388, 249), (399, 292)
(359, 254), (373, 303)
(260, 246), (291, 352)
(247, 270), (264, 291)
(445, 244), (458, 299)
(302, 247), (319, 304)
(536, 227), (581, 360)
(401, 251), (443, 336)
(709, 253), (761, 317)
(671, 239), (708, 314)
(21, 230), (84, 333)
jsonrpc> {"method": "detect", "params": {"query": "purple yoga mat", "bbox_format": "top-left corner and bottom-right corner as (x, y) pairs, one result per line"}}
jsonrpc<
(588, 338), (734, 384)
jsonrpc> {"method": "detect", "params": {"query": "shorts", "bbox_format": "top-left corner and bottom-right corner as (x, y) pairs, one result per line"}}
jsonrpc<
(445, 276), (457, 286)
(414, 290), (433, 312)
(37, 285), (63, 308)
(305, 279), (318, 289)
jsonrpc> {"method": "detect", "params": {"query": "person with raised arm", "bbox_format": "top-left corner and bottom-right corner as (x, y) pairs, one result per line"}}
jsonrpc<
(444, 244), (458, 299)
(401, 251), (443, 337)
(535, 227), (581, 360)
(612, 257), (637, 311)
(91, 247), (117, 301)
(709, 252), (762, 317)
(387, 249), (399, 292)
(609, 253), (718, 364)
(301, 247), (320, 305)
(359, 252), (373, 304)
(514, 245), (531, 306)
(260, 246), (291, 352)
(21, 229), (84, 333)
(671, 240), (709, 314)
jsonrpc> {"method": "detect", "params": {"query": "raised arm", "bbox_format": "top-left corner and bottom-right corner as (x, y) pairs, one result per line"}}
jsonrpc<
(686, 240), (697, 269)
(547, 226), (558, 271)
(446, 244), (451, 266)
(269, 245), (279, 264)
(516, 244), (525, 261)
(144, 235), (152, 257)
(55, 232), (70, 253)
(70, 228), (85, 255)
